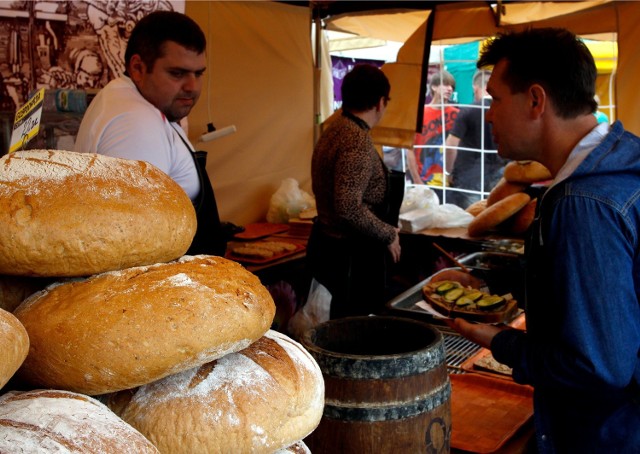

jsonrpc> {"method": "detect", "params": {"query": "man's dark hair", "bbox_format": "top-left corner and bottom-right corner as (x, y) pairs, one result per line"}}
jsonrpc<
(477, 28), (597, 117)
(125, 11), (206, 73)
(341, 64), (390, 112)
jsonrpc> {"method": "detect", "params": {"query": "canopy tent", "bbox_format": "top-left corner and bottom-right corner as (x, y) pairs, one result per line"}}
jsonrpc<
(321, 1), (638, 148)
(184, 1), (640, 226)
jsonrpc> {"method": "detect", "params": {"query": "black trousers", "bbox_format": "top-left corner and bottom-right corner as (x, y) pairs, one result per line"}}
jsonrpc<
(306, 223), (388, 320)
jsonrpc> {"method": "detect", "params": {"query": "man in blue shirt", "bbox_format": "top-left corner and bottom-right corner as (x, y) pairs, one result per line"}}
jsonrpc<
(446, 28), (640, 453)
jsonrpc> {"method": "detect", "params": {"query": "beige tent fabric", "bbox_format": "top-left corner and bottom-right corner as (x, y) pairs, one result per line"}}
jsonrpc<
(186, 2), (313, 226)
(368, 1), (640, 149)
(326, 9), (429, 43)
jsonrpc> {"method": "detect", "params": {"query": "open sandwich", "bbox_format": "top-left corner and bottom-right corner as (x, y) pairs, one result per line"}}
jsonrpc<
(422, 280), (517, 323)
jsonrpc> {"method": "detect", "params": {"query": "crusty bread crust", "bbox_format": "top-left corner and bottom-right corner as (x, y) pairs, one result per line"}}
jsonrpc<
(510, 198), (538, 234)
(0, 389), (158, 453)
(14, 255), (275, 395)
(465, 199), (487, 217)
(108, 331), (324, 454)
(0, 150), (197, 277)
(468, 192), (531, 237)
(0, 308), (29, 390)
(503, 160), (552, 184)
(486, 177), (529, 206)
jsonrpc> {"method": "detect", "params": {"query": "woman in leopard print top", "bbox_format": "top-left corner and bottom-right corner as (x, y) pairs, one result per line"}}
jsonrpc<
(307, 64), (401, 319)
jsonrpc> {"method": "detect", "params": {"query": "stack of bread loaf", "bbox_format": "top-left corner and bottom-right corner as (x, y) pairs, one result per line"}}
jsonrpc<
(465, 160), (552, 237)
(0, 150), (324, 453)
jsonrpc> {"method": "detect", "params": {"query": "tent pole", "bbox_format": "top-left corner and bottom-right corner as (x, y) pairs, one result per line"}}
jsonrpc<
(313, 7), (322, 145)
(416, 8), (436, 133)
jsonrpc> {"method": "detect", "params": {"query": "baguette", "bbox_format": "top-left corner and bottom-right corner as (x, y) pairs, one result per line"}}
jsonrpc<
(486, 177), (529, 206)
(509, 198), (538, 234)
(467, 192), (530, 237)
(14, 255), (275, 395)
(0, 150), (197, 277)
(465, 199), (487, 217)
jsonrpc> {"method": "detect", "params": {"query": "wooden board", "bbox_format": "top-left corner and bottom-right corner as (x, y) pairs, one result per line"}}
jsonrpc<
(460, 349), (514, 380)
(226, 242), (305, 265)
(233, 223), (289, 240)
(450, 373), (533, 453)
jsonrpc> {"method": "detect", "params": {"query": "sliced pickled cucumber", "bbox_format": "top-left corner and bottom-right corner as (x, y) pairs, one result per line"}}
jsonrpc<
(435, 281), (459, 295)
(464, 290), (483, 302)
(476, 295), (506, 311)
(444, 287), (465, 302)
(455, 296), (475, 307)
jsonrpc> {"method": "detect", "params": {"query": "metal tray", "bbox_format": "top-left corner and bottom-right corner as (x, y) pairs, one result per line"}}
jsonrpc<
(386, 251), (525, 323)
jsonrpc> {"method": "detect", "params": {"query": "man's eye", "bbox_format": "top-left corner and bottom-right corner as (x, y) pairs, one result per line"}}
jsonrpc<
(169, 70), (184, 78)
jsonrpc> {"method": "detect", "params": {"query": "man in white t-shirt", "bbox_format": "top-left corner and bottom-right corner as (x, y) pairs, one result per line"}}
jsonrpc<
(75, 11), (226, 256)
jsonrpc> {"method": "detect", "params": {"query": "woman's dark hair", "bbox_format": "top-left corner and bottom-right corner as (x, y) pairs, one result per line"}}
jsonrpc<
(477, 28), (597, 117)
(341, 64), (391, 112)
(125, 11), (206, 73)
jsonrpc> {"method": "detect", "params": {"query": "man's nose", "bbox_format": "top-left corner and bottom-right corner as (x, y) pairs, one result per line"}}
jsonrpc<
(485, 107), (494, 122)
(183, 74), (198, 91)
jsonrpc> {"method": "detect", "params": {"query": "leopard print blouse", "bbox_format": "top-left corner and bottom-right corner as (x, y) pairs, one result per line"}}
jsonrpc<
(311, 112), (396, 245)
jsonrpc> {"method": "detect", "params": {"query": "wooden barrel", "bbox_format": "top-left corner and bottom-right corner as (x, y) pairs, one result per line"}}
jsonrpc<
(302, 316), (451, 453)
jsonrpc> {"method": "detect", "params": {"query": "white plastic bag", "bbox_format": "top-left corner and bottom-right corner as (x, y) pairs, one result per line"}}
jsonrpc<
(400, 185), (440, 214)
(287, 278), (331, 341)
(266, 178), (316, 223)
(399, 203), (473, 232)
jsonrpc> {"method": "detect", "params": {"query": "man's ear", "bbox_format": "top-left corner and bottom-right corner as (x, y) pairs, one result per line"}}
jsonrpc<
(128, 54), (146, 81)
(376, 96), (385, 112)
(529, 84), (546, 117)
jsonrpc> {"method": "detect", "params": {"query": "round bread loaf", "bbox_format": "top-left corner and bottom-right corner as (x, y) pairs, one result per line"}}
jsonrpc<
(503, 160), (552, 184)
(486, 177), (529, 206)
(0, 389), (159, 453)
(468, 192), (531, 237)
(14, 255), (275, 395)
(0, 150), (197, 277)
(107, 330), (324, 454)
(0, 308), (29, 390)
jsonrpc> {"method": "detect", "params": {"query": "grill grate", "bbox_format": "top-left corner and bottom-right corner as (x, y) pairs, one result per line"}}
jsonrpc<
(442, 332), (482, 374)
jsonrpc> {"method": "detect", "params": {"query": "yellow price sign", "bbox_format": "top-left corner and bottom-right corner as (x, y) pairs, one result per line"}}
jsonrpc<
(9, 88), (45, 153)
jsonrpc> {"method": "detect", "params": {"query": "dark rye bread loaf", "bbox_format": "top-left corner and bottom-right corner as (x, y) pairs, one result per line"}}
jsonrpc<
(0, 389), (159, 453)
(0, 308), (29, 390)
(0, 150), (197, 277)
(14, 255), (276, 395)
(107, 331), (324, 454)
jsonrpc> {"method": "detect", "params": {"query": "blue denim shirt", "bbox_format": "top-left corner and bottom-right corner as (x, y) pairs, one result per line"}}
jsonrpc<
(491, 121), (640, 453)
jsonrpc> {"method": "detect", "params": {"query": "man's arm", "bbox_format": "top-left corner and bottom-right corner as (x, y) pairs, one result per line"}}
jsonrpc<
(405, 148), (424, 185)
(445, 134), (461, 184)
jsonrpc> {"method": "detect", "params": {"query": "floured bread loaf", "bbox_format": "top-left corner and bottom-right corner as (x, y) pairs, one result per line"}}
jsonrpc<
(14, 255), (275, 395)
(0, 389), (159, 453)
(107, 330), (324, 454)
(0, 150), (197, 277)
(0, 308), (29, 390)
(275, 440), (311, 454)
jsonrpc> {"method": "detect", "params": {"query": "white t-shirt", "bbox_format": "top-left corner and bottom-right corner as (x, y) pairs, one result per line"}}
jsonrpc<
(74, 76), (200, 200)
